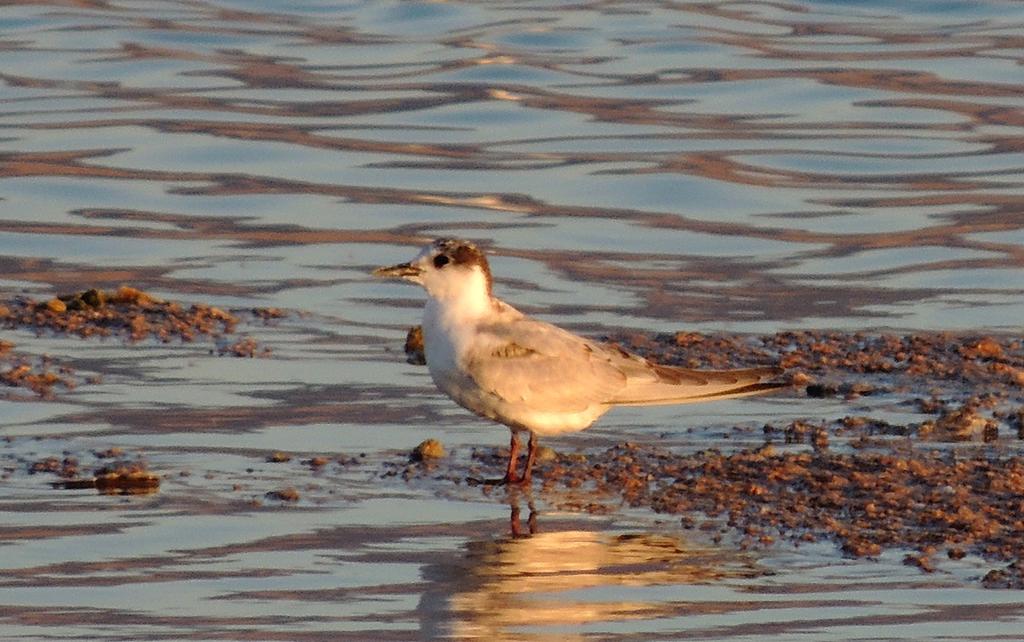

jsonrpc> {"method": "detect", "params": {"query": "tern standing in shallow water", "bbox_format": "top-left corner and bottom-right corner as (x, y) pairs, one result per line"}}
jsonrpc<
(374, 239), (785, 485)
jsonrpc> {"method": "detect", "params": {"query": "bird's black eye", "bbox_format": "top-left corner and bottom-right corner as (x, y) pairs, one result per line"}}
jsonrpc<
(433, 254), (450, 268)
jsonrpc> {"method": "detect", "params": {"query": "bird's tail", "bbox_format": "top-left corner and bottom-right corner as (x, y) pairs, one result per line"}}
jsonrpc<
(608, 364), (786, 406)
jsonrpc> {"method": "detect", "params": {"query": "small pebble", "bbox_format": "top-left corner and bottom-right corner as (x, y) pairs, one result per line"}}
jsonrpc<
(411, 439), (445, 461)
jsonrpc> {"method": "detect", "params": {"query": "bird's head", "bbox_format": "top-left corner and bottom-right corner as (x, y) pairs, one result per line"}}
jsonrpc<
(373, 238), (493, 303)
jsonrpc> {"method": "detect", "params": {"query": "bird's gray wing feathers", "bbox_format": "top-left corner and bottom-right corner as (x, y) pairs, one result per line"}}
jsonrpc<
(606, 357), (784, 405)
(462, 317), (627, 413)
(464, 315), (783, 411)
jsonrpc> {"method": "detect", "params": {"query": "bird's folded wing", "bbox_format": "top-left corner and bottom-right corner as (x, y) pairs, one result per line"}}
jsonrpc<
(464, 315), (784, 410)
(462, 318), (627, 413)
(606, 354), (784, 405)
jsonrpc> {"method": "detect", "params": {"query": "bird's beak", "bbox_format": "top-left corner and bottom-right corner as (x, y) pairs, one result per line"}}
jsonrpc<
(372, 262), (423, 280)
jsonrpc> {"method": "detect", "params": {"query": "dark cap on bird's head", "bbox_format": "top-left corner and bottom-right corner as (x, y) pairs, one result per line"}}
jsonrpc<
(431, 238), (489, 269)
(373, 238), (493, 295)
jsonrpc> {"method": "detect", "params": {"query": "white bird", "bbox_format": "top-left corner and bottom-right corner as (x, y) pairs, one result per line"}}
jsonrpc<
(374, 238), (785, 485)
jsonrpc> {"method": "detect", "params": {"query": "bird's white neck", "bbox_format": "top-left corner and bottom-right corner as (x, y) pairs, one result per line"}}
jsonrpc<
(422, 271), (495, 374)
(423, 268), (494, 324)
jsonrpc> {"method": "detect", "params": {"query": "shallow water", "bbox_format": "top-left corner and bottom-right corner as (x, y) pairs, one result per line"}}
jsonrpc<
(2, 1), (1024, 640)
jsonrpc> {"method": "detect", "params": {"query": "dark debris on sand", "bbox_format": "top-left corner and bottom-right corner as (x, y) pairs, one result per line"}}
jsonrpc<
(0, 287), (238, 343)
(1, 287), (283, 350)
(1, 288), (280, 398)
(615, 330), (1024, 387)
(0, 287), (278, 397)
(27, 451), (160, 495)
(536, 443), (1024, 576)
(0, 340), (79, 398)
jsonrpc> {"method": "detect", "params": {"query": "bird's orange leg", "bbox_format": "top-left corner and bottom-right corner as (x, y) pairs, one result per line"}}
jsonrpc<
(502, 432), (522, 484)
(519, 432), (538, 485)
(471, 432), (535, 486)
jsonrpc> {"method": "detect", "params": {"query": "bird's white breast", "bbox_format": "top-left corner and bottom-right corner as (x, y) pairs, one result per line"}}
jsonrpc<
(422, 297), (461, 381)
(421, 296), (608, 435)
(422, 297), (508, 423)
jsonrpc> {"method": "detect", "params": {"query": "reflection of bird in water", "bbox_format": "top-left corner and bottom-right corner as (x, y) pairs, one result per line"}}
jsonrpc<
(374, 238), (785, 485)
(416, 503), (762, 640)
